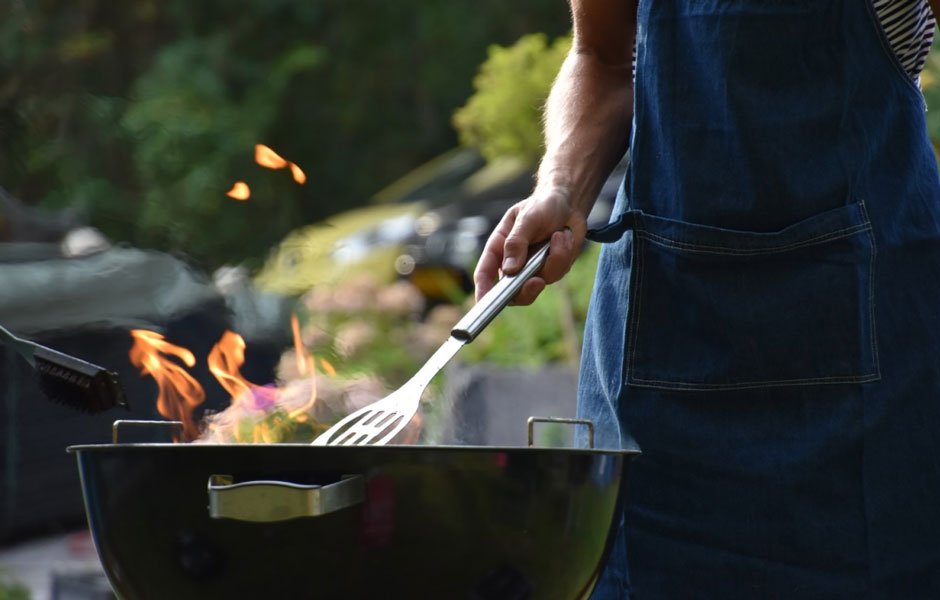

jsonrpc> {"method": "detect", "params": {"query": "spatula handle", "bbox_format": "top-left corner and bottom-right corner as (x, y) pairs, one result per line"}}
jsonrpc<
(451, 242), (550, 342)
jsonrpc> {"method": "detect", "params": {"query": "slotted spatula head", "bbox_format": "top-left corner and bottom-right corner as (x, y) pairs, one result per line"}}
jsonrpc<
(312, 243), (550, 447)
(311, 384), (420, 446)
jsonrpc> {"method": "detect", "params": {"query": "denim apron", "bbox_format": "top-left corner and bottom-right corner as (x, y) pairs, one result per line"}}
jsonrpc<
(578, 1), (940, 598)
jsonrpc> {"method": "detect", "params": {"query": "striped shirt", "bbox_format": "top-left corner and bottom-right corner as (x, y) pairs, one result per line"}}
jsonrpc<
(872, 0), (935, 79)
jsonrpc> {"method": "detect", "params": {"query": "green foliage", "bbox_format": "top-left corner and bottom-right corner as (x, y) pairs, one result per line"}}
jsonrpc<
(1, 1), (569, 269)
(0, 569), (29, 600)
(922, 48), (940, 156)
(120, 36), (322, 264)
(453, 33), (572, 163)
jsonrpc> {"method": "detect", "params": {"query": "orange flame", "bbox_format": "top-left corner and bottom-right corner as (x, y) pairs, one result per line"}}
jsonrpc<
(319, 357), (336, 376)
(226, 181), (251, 200)
(129, 330), (205, 441)
(128, 326), (403, 445)
(289, 162), (307, 185)
(291, 313), (307, 376)
(288, 313), (318, 420)
(207, 330), (263, 404)
(255, 144), (289, 169)
(255, 143), (306, 185)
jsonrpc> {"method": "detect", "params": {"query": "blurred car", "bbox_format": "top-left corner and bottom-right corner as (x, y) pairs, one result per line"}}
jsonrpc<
(254, 148), (486, 296)
(396, 155), (629, 303)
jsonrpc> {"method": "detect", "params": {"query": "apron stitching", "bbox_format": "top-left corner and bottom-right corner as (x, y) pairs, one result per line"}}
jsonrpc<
(626, 236), (646, 386)
(634, 223), (871, 256)
(628, 373), (881, 390)
(596, 242), (626, 450)
(627, 3), (648, 213)
(859, 200), (882, 378)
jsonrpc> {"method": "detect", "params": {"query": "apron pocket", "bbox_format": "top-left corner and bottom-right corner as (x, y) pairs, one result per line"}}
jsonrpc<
(625, 201), (879, 390)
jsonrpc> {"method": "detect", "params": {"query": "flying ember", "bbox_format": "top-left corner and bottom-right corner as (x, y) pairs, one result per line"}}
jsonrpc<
(255, 143), (306, 185)
(226, 181), (251, 201)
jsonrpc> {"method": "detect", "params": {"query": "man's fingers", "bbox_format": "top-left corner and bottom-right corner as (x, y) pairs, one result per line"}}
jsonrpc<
(475, 192), (588, 303)
(473, 246), (501, 300)
(501, 203), (548, 274)
(474, 207), (518, 300)
(510, 277), (546, 306)
(486, 223), (583, 304)
(501, 232), (531, 275)
(540, 229), (577, 285)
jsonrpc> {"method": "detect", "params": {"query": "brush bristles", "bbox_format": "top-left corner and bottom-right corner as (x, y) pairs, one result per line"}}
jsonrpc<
(33, 356), (128, 414)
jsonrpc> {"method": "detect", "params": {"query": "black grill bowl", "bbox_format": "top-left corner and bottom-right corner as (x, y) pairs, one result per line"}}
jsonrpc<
(68, 443), (635, 600)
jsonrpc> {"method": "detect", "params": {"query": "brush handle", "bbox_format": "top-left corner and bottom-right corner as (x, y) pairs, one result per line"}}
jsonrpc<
(34, 344), (108, 377)
(0, 323), (108, 376)
(0, 324), (37, 366)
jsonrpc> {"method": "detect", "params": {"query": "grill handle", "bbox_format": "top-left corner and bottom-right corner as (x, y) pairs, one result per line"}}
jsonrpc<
(527, 417), (595, 449)
(208, 475), (365, 522)
(112, 419), (183, 444)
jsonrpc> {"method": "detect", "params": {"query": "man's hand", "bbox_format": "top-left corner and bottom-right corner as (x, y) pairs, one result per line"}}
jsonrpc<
(473, 186), (588, 305)
(473, 0), (636, 306)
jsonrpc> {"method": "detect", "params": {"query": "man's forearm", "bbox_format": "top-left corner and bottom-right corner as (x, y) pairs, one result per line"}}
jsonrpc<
(536, 0), (637, 217)
(537, 51), (633, 217)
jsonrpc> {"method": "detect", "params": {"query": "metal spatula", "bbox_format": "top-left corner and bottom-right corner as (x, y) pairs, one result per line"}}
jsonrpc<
(312, 243), (550, 446)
